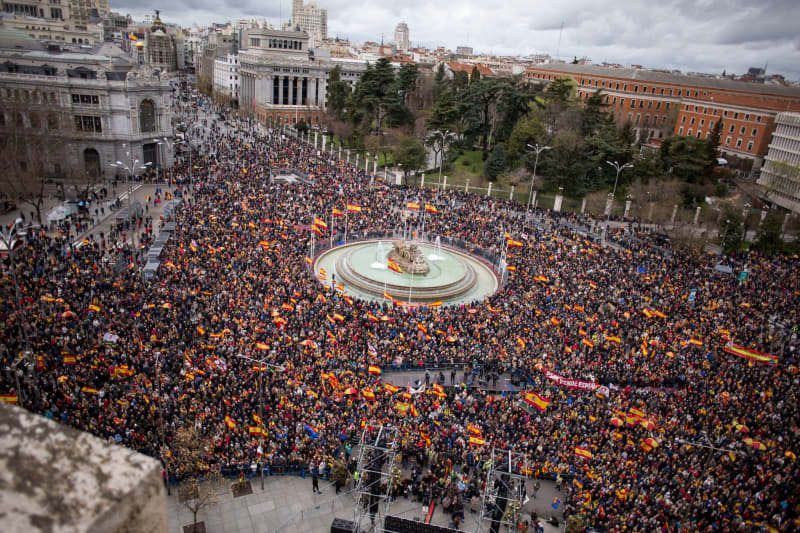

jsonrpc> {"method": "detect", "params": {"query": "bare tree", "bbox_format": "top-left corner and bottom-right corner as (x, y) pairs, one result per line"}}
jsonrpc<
(0, 105), (70, 225)
(167, 425), (223, 533)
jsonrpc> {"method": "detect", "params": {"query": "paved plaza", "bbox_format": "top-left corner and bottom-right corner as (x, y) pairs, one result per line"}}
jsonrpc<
(167, 473), (564, 533)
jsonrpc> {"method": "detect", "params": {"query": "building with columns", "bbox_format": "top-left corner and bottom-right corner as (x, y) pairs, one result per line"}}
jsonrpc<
(526, 63), (800, 167)
(238, 27), (367, 126)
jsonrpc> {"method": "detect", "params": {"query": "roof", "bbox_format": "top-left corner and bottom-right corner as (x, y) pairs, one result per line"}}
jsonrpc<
(0, 20), (46, 52)
(448, 61), (495, 77)
(528, 63), (800, 97)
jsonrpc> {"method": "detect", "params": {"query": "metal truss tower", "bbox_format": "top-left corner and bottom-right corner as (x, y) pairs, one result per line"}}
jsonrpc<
(352, 425), (400, 533)
(477, 448), (529, 533)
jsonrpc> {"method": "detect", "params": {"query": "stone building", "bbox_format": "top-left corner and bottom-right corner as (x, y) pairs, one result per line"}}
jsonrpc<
(291, 0), (327, 48)
(213, 52), (239, 106)
(144, 10), (177, 72)
(758, 113), (800, 213)
(393, 22), (409, 52)
(0, 22), (173, 182)
(238, 26), (367, 126)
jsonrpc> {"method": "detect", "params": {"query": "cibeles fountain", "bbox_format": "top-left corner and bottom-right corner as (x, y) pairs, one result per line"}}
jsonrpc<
(314, 239), (500, 305)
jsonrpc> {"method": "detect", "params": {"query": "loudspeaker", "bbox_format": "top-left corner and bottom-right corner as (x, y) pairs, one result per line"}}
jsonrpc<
(330, 517), (355, 533)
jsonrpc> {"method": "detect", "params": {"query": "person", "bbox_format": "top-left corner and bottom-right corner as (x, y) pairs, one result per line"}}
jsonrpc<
(425, 370), (430, 386)
(311, 463), (320, 494)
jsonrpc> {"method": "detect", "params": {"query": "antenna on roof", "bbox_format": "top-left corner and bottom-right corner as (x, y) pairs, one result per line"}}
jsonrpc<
(556, 21), (564, 60)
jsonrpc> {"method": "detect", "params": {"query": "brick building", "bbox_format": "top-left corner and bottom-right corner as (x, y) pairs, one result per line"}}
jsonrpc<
(526, 64), (800, 167)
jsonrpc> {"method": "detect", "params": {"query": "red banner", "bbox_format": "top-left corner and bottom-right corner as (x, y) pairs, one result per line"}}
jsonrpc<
(543, 370), (610, 396)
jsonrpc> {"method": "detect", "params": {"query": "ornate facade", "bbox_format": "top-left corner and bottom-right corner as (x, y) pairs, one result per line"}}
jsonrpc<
(239, 27), (367, 126)
(0, 27), (173, 180)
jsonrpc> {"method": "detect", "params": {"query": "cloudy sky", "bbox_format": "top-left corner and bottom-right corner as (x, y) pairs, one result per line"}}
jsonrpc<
(117, 0), (800, 80)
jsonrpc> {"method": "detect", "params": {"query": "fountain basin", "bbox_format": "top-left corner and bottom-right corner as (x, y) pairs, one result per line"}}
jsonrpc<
(314, 240), (500, 305)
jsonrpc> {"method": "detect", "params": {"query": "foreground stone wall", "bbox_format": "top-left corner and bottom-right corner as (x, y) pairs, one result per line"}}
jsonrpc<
(0, 403), (167, 533)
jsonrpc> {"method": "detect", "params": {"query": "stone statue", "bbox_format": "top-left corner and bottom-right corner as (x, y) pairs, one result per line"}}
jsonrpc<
(388, 241), (429, 275)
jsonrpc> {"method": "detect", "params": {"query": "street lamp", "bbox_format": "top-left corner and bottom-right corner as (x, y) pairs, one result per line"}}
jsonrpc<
(526, 143), (550, 215)
(605, 160), (633, 239)
(110, 154), (151, 223)
(153, 136), (179, 190)
(236, 354), (285, 490)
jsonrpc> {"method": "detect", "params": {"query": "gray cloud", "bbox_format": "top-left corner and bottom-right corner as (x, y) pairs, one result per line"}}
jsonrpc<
(115, 0), (800, 79)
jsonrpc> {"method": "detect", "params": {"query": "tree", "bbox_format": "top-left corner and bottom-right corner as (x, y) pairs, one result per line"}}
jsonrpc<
(470, 66), (481, 84)
(168, 425), (224, 533)
(426, 88), (459, 132)
(392, 135), (426, 185)
(460, 77), (503, 153)
(0, 107), (71, 225)
(719, 207), (744, 254)
(506, 111), (546, 163)
(660, 136), (715, 183)
(707, 118), (722, 164)
(544, 77), (576, 104)
(484, 144), (506, 181)
(326, 65), (350, 121)
(497, 75), (544, 142)
(753, 211), (784, 254)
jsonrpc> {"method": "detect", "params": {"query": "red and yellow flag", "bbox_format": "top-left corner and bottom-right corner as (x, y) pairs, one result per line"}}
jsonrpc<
(387, 259), (403, 274)
(574, 446), (593, 459)
(346, 203), (362, 213)
(368, 365), (381, 375)
(523, 392), (550, 412)
(424, 204), (438, 213)
(224, 415), (237, 429)
(406, 201), (420, 210)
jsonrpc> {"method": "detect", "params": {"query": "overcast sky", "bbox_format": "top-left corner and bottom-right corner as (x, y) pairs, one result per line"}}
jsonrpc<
(117, 0), (800, 80)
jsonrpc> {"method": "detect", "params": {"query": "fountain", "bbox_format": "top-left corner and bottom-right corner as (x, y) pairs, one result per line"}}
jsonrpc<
(315, 239), (500, 305)
(427, 236), (444, 261)
(370, 241), (387, 269)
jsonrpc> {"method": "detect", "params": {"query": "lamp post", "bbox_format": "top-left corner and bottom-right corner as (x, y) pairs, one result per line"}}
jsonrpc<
(604, 160), (633, 240)
(154, 136), (179, 190)
(236, 354), (285, 490)
(0, 222), (32, 404)
(432, 130), (454, 191)
(526, 143), (550, 215)
(110, 155), (151, 223)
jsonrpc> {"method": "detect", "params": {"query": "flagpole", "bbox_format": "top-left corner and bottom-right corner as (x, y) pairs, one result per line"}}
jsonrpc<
(329, 213), (333, 248)
(345, 207), (349, 243)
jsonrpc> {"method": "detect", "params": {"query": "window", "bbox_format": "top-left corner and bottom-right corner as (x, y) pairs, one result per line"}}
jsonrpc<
(74, 115), (102, 132)
(747, 140), (754, 151)
(751, 128), (757, 136)
(734, 112), (739, 119)
(139, 99), (155, 132)
(740, 126), (746, 135)
(690, 117), (695, 125)
(679, 127), (684, 135)
(700, 119), (705, 127)
(725, 136), (731, 146)
(709, 121), (715, 129)
(736, 138), (742, 148)
(71, 94), (99, 104)
(729, 124), (735, 133)
(687, 128), (692, 136)
(630, 99), (635, 108)
(697, 131), (702, 138)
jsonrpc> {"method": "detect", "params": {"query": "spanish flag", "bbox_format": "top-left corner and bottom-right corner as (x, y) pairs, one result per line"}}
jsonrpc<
(723, 343), (778, 365)
(346, 203), (362, 213)
(63, 355), (77, 365)
(467, 424), (482, 436)
(41, 295), (56, 302)
(582, 338), (594, 348)
(387, 259), (403, 273)
(573, 478), (583, 490)
(574, 446), (593, 459)
(249, 426), (262, 435)
(88, 304), (101, 313)
(255, 342), (269, 351)
(506, 265), (516, 272)
(362, 388), (376, 400)
(406, 201), (420, 210)
(368, 365), (381, 375)
(367, 313), (379, 322)
(196, 325), (206, 336)
(604, 335), (621, 344)
(507, 239), (523, 248)
(0, 394), (19, 404)
(313, 217), (327, 229)
(689, 338), (703, 346)
(383, 291), (393, 301)
(384, 383), (400, 393)
(469, 436), (486, 446)
(428, 301), (442, 308)
(253, 413), (263, 425)
(312, 225), (324, 236)
(332, 207), (345, 217)
(224, 415), (237, 429)
(523, 392), (550, 412)
(425, 204), (438, 213)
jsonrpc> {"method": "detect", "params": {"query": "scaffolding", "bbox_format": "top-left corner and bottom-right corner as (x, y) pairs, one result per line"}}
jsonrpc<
(352, 425), (400, 533)
(477, 448), (529, 533)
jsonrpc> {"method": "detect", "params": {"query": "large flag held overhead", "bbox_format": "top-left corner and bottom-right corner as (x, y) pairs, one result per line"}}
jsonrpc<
(723, 343), (779, 365)
(387, 259), (403, 274)
(303, 424), (320, 439)
(574, 446), (593, 459)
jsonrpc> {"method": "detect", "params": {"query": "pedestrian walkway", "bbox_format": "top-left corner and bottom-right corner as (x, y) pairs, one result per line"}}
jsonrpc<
(167, 474), (563, 533)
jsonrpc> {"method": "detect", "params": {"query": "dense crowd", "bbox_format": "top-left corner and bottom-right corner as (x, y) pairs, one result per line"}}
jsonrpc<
(1, 104), (799, 532)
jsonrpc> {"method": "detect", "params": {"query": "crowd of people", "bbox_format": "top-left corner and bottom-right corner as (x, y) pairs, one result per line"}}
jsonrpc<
(1, 101), (799, 532)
